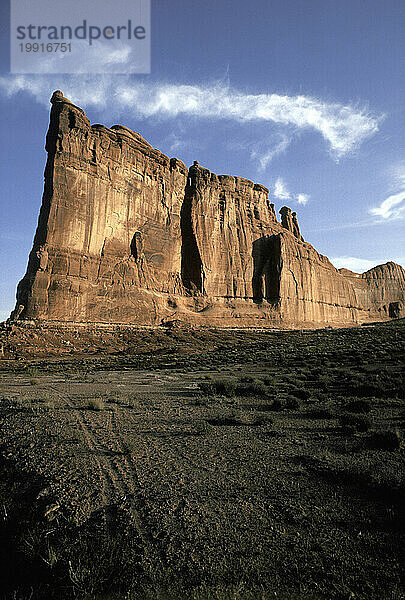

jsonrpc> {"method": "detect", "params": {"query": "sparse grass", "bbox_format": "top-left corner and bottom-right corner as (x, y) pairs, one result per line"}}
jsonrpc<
(338, 413), (372, 432)
(199, 378), (237, 397)
(194, 420), (212, 435)
(85, 397), (104, 411)
(288, 387), (311, 401)
(235, 378), (268, 396)
(27, 366), (39, 378)
(302, 449), (405, 498)
(306, 407), (333, 419)
(121, 438), (138, 455)
(1, 320), (404, 599)
(284, 396), (301, 410)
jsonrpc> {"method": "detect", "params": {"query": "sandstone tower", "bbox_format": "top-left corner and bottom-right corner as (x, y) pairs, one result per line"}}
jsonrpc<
(12, 92), (405, 326)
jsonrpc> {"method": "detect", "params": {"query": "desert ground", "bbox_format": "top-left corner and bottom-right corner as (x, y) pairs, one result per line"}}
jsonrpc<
(0, 321), (404, 599)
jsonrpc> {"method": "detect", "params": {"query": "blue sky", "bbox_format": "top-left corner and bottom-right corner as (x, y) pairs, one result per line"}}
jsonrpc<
(1, 0), (405, 319)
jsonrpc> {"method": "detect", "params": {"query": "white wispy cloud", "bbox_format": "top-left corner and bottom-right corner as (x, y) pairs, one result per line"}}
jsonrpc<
(331, 256), (405, 272)
(250, 134), (291, 171)
(161, 131), (200, 155)
(297, 193), (309, 205)
(0, 73), (381, 158)
(273, 178), (310, 206)
(165, 133), (187, 154)
(274, 177), (291, 201)
(369, 191), (405, 220)
(369, 164), (405, 221)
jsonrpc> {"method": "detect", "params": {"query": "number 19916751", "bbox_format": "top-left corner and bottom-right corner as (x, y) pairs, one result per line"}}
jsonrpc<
(19, 42), (72, 52)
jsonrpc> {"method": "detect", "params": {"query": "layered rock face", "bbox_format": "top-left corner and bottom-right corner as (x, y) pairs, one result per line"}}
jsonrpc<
(340, 262), (405, 320)
(12, 92), (405, 327)
(14, 91), (188, 324)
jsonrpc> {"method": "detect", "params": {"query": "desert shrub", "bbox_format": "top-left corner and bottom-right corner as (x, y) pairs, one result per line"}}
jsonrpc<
(344, 399), (371, 414)
(236, 379), (267, 396)
(305, 407), (332, 419)
(27, 366), (39, 378)
(122, 439), (138, 455)
(65, 512), (143, 598)
(289, 387), (310, 401)
(199, 381), (216, 395)
(347, 371), (405, 399)
(194, 420), (212, 435)
(40, 397), (56, 409)
(267, 398), (283, 411)
(304, 451), (405, 498)
(86, 398), (104, 411)
(106, 392), (121, 405)
(339, 413), (371, 432)
(261, 376), (276, 386)
(318, 374), (334, 391)
(284, 396), (300, 410)
(366, 430), (402, 450)
(199, 378), (236, 397)
(128, 396), (140, 409)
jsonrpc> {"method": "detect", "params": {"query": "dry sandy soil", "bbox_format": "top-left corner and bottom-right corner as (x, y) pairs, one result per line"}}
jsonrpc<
(0, 321), (404, 599)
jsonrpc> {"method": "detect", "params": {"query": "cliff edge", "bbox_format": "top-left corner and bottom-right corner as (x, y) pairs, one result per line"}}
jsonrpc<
(11, 92), (405, 327)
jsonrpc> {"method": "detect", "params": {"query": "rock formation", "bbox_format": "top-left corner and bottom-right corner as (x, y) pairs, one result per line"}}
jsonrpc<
(279, 206), (304, 242)
(339, 262), (405, 321)
(11, 92), (405, 327)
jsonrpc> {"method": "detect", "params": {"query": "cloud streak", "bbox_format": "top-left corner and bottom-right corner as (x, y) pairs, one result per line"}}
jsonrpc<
(297, 193), (309, 206)
(369, 191), (405, 220)
(274, 177), (291, 201)
(369, 164), (405, 220)
(0, 74), (382, 158)
(250, 134), (291, 171)
(273, 177), (310, 206)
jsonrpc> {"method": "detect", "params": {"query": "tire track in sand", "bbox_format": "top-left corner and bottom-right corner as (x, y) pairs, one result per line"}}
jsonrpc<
(48, 384), (159, 552)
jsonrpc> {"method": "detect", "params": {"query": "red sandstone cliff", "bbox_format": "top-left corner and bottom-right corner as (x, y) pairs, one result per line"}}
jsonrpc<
(11, 92), (405, 327)
(339, 262), (405, 321)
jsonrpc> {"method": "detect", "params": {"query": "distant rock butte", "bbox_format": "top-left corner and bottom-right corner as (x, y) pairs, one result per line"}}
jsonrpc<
(11, 92), (405, 327)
